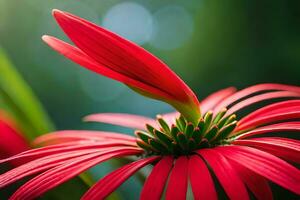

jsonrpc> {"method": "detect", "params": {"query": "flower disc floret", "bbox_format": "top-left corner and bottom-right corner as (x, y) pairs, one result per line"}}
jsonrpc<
(136, 108), (237, 156)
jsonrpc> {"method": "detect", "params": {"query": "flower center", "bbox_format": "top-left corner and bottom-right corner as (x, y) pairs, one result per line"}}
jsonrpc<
(136, 108), (237, 156)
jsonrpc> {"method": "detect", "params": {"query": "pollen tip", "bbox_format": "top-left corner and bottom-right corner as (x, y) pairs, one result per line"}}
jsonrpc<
(156, 114), (162, 119)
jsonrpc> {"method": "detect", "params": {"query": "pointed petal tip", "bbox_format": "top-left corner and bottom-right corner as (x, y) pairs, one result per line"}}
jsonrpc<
(82, 114), (100, 122)
(41, 35), (59, 48)
(52, 9), (63, 17)
(82, 114), (98, 122)
(41, 35), (50, 42)
(82, 115), (89, 122)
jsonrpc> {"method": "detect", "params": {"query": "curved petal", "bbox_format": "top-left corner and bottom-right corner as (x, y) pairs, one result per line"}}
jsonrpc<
(197, 149), (249, 200)
(218, 145), (300, 195)
(0, 147), (141, 189)
(1, 141), (138, 164)
(234, 122), (300, 138)
(42, 36), (171, 102)
(0, 142), (79, 164)
(9, 148), (143, 199)
(188, 155), (217, 200)
(84, 113), (157, 130)
(45, 9), (200, 123)
(237, 110), (300, 131)
(226, 91), (300, 116)
(233, 137), (300, 163)
(230, 161), (272, 200)
(141, 156), (173, 200)
(237, 100), (300, 129)
(33, 130), (136, 146)
(214, 84), (300, 112)
(165, 156), (189, 200)
(81, 156), (160, 200)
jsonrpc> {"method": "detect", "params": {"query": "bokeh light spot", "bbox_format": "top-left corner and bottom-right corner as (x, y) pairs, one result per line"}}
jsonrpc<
(150, 5), (194, 50)
(102, 2), (153, 45)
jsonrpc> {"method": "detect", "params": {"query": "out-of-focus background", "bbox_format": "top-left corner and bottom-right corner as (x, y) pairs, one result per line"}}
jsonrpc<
(0, 0), (299, 199)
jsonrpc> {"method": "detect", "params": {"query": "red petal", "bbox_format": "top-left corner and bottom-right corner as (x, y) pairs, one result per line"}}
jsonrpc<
(237, 109), (300, 131)
(230, 161), (272, 200)
(47, 10), (200, 122)
(81, 156), (160, 200)
(197, 149), (249, 200)
(235, 122), (300, 138)
(233, 137), (300, 163)
(226, 91), (300, 116)
(10, 148), (142, 199)
(33, 130), (136, 146)
(188, 155), (217, 200)
(42, 36), (171, 102)
(84, 113), (157, 130)
(218, 145), (300, 195)
(0, 142), (76, 163)
(141, 156), (173, 200)
(1, 140), (138, 164)
(1, 149), (101, 188)
(51, 10), (195, 101)
(214, 83), (300, 112)
(237, 100), (300, 130)
(165, 156), (189, 200)
(1, 147), (142, 189)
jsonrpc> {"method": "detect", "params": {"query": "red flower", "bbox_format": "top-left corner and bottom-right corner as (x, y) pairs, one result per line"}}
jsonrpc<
(1, 10), (300, 200)
(0, 110), (30, 166)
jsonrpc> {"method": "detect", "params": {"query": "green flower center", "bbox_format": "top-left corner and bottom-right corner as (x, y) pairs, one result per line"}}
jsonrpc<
(136, 108), (237, 156)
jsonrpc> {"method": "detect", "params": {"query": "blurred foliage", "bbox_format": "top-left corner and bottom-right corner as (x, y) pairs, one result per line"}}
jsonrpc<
(0, 47), (95, 200)
(0, 47), (54, 139)
(0, 0), (299, 199)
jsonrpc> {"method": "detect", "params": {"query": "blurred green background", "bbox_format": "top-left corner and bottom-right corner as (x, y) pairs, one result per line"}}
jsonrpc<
(0, 0), (299, 199)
